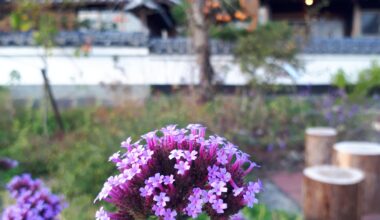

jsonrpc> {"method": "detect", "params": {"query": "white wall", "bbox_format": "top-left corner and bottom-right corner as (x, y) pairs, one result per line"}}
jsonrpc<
(1, 47), (379, 86)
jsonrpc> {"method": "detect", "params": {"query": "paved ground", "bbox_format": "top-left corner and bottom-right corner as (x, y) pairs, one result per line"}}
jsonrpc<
(259, 180), (301, 214)
(270, 171), (303, 205)
(266, 171), (380, 220)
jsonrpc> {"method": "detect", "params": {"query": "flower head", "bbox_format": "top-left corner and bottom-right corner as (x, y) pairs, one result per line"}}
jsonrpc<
(2, 174), (66, 220)
(95, 124), (262, 219)
(0, 158), (18, 171)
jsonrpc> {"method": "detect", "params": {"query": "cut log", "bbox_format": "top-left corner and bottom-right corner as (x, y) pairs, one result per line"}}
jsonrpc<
(305, 127), (337, 166)
(333, 141), (380, 214)
(303, 165), (364, 220)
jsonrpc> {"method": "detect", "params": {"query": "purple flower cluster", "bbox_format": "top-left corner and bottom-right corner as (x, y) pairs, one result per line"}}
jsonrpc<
(320, 89), (361, 126)
(95, 124), (262, 219)
(0, 158), (18, 171)
(2, 174), (66, 220)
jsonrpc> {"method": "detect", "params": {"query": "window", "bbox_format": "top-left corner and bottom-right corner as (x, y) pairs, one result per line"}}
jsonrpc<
(361, 11), (380, 36)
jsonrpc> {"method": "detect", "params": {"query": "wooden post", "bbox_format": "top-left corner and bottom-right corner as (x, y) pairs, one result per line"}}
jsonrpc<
(303, 165), (364, 220)
(333, 141), (380, 214)
(305, 127), (337, 167)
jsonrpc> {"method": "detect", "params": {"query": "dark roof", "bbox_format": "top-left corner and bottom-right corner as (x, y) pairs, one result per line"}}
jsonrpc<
(1, 31), (380, 54)
(0, 31), (148, 47)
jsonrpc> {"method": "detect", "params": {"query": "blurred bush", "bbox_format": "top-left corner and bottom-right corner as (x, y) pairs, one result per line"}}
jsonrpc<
(332, 62), (380, 101)
(234, 22), (299, 80)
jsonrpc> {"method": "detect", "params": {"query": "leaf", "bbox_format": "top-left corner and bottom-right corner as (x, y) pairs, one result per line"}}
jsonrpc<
(9, 12), (21, 30)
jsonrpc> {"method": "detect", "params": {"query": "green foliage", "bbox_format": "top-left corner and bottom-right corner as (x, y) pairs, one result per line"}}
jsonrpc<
(331, 62), (380, 100)
(234, 22), (299, 80)
(242, 205), (301, 220)
(0, 89), (378, 218)
(189, 205), (301, 220)
(354, 62), (380, 98)
(33, 14), (58, 49)
(171, 0), (188, 27)
(209, 24), (247, 41)
(9, 0), (58, 49)
(9, 1), (41, 31)
(331, 69), (349, 90)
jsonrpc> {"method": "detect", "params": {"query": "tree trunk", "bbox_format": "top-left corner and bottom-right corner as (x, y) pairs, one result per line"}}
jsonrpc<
(305, 127), (337, 167)
(41, 68), (65, 132)
(333, 141), (380, 214)
(303, 165), (364, 220)
(188, 0), (215, 102)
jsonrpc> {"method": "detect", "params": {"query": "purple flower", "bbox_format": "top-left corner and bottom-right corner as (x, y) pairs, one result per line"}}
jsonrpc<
(204, 190), (217, 204)
(148, 173), (164, 188)
(184, 188), (205, 217)
(247, 181), (262, 194)
(95, 124), (262, 219)
(163, 208), (177, 220)
(184, 150), (198, 161)
(163, 175), (175, 185)
(152, 204), (166, 216)
(121, 137), (132, 150)
(224, 142), (238, 156)
(174, 160), (190, 175)
(139, 185), (154, 197)
(0, 158), (18, 171)
(96, 207), (110, 220)
(161, 124), (179, 136)
(231, 212), (246, 220)
(153, 192), (170, 207)
(109, 151), (121, 163)
(209, 135), (225, 146)
(233, 187), (244, 196)
(142, 131), (158, 147)
(211, 181), (228, 196)
(243, 191), (259, 208)
(243, 181), (262, 208)
(169, 149), (184, 160)
(216, 151), (228, 165)
(95, 182), (112, 202)
(212, 199), (227, 214)
(2, 174), (66, 220)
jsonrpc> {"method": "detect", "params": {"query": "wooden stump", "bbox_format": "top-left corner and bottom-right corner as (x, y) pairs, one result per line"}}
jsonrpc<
(305, 127), (337, 167)
(303, 165), (364, 220)
(333, 141), (380, 214)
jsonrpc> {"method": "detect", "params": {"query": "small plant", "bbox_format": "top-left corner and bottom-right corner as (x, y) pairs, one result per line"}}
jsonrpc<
(95, 124), (262, 219)
(2, 174), (66, 220)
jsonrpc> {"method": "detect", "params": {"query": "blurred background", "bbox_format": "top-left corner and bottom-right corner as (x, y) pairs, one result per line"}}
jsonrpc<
(0, 0), (380, 219)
